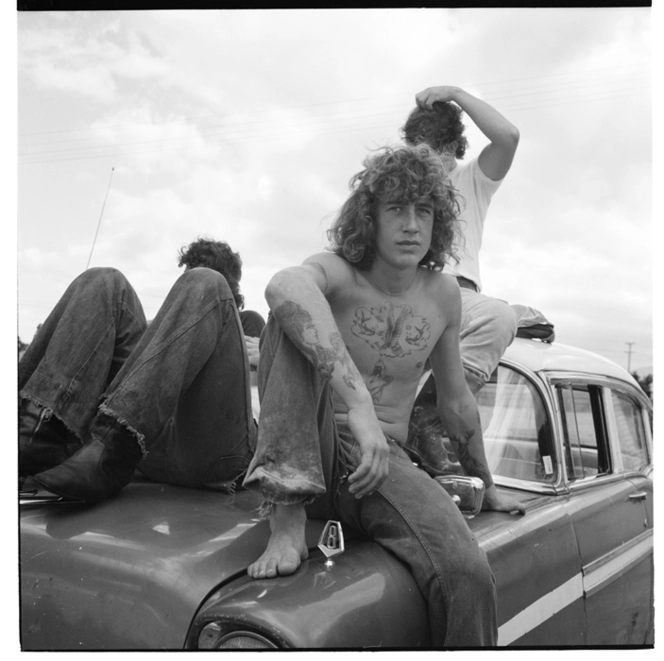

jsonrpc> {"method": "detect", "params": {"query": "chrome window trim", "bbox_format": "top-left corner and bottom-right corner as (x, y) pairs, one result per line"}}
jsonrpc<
(602, 386), (626, 474)
(489, 357), (567, 492)
(546, 372), (652, 412)
(603, 384), (652, 473)
(491, 474), (558, 495)
(542, 371), (653, 488)
(565, 470), (637, 494)
(480, 361), (653, 494)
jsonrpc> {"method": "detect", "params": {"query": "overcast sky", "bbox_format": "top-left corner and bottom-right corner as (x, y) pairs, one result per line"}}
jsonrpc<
(15, 7), (653, 373)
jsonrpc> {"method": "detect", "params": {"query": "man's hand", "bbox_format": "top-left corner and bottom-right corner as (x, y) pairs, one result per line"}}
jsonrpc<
(416, 86), (459, 109)
(345, 404), (390, 499)
(415, 85), (519, 180)
(482, 485), (526, 514)
(245, 336), (260, 368)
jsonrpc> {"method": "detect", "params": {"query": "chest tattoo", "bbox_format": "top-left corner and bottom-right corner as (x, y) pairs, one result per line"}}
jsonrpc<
(351, 302), (431, 358)
(351, 302), (431, 403)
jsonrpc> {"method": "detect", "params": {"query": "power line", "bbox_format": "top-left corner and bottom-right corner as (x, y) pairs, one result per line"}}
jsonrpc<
(18, 61), (650, 139)
(23, 79), (649, 157)
(18, 64), (650, 161)
(17, 84), (650, 166)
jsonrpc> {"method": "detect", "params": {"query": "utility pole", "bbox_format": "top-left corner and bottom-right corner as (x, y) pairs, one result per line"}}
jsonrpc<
(625, 342), (635, 373)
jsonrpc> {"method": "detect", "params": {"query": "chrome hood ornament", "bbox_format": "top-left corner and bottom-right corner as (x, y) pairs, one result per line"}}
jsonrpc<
(317, 520), (345, 568)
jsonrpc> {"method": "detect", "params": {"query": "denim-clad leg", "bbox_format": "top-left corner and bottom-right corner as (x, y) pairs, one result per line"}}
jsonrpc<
(336, 433), (497, 647)
(18, 267), (147, 441)
(459, 289), (517, 387)
(100, 267), (256, 490)
(20, 266), (254, 491)
(243, 318), (497, 646)
(411, 290), (518, 410)
(243, 315), (340, 509)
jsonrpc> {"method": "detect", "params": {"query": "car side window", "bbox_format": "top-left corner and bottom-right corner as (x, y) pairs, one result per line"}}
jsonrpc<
(557, 384), (609, 481)
(610, 390), (649, 472)
(477, 366), (557, 483)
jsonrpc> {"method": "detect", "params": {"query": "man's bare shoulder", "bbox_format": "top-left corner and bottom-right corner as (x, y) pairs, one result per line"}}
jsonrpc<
(421, 269), (461, 296)
(303, 251), (351, 270)
(416, 271), (462, 328)
(303, 252), (357, 293)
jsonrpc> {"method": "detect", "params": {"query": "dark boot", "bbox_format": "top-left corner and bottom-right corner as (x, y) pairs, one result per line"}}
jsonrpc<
(405, 402), (459, 477)
(31, 419), (143, 502)
(19, 400), (82, 478)
(406, 374), (459, 477)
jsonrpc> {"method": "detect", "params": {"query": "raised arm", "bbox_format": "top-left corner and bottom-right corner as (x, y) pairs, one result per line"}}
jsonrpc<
(429, 280), (525, 513)
(415, 85), (520, 181)
(265, 255), (389, 498)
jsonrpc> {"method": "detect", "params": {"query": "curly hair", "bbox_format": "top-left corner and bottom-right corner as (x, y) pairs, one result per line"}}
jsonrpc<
(401, 101), (468, 159)
(178, 237), (244, 309)
(327, 144), (461, 271)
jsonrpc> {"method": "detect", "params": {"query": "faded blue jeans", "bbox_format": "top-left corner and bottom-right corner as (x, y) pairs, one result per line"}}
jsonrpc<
(19, 266), (255, 491)
(243, 317), (497, 647)
(459, 288), (517, 392)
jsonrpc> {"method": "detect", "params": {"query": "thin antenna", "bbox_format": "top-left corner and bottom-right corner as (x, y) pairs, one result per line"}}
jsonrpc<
(86, 167), (115, 270)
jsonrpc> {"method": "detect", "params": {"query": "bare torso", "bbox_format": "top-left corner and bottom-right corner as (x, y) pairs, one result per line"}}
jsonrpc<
(322, 260), (451, 443)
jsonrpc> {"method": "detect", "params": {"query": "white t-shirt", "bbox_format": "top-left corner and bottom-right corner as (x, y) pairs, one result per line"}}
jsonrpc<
(444, 157), (503, 291)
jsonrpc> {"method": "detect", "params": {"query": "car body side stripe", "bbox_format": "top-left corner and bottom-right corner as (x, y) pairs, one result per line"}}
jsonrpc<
(498, 574), (583, 646)
(498, 529), (653, 646)
(582, 530), (653, 598)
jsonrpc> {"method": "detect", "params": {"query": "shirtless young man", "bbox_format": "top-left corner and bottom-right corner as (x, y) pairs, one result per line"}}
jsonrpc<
(243, 144), (524, 646)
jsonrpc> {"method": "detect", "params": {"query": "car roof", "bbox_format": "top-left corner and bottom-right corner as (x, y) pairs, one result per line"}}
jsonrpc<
(503, 337), (639, 386)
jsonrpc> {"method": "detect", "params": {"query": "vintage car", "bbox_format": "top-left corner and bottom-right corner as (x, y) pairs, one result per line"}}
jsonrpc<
(19, 337), (653, 649)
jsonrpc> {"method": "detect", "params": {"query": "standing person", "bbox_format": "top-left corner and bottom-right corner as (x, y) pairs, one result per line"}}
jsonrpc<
(20, 238), (260, 500)
(243, 144), (525, 648)
(401, 86), (520, 397)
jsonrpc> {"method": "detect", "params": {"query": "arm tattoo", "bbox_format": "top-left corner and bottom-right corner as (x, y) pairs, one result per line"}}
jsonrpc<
(312, 333), (350, 383)
(274, 301), (358, 387)
(329, 332), (358, 390)
(448, 426), (492, 484)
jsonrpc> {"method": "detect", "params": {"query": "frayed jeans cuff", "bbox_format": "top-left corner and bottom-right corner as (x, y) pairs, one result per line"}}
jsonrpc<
(97, 402), (148, 460)
(243, 467), (323, 510)
(19, 392), (83, 447)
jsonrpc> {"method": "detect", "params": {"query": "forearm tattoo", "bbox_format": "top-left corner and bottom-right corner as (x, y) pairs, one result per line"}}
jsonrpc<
(448, 414), (492, 484)
(274, 301), (358, 389)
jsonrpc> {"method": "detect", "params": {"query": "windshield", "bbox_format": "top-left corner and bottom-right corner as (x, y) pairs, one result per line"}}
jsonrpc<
(476, 365), (557, 484)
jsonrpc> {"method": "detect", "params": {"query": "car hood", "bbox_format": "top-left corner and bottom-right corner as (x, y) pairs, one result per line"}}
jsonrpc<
(21, 480), (553, 650)
(20, 481), (292, 650)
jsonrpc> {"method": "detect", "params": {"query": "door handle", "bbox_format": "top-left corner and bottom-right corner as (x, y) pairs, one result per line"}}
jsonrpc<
(628, 492), (647, 501)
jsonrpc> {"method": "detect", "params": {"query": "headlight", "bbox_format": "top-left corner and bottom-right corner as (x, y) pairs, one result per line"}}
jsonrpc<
(198, 623), (278, 649)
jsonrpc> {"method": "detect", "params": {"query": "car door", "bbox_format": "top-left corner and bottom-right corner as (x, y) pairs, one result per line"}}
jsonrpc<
(554, 378), (653, 645)
(605, 384), (654, 644)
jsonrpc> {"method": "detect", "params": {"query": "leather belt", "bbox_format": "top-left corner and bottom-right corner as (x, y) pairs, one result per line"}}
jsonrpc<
(456, 276), (478, 292)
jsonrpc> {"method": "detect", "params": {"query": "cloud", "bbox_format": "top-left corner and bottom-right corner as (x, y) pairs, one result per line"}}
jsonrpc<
(18, 12), (168, 103)
(16, 9), (653, 372)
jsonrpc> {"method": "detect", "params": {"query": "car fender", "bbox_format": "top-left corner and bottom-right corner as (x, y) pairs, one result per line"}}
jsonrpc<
(187, 538), (431, 649)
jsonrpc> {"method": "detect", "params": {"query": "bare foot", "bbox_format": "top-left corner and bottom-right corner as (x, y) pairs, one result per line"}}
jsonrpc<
(248, 502), (308, 579)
